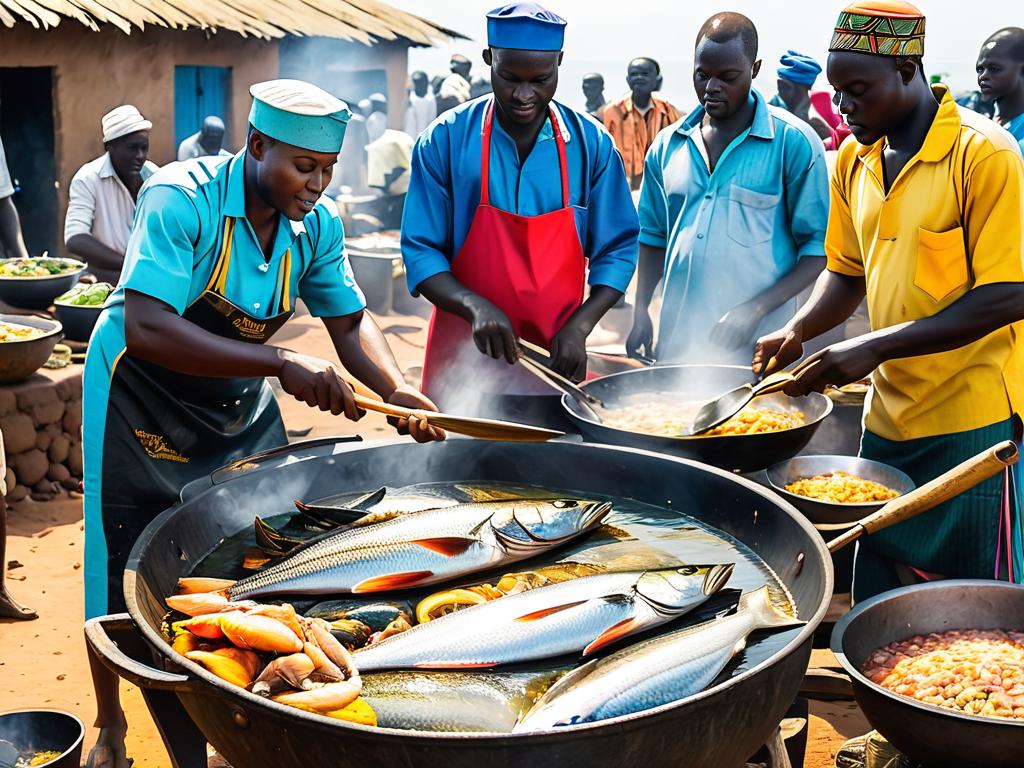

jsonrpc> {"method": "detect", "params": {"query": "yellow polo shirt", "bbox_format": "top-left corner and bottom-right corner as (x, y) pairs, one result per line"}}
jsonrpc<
(826, 85), (1024, 441)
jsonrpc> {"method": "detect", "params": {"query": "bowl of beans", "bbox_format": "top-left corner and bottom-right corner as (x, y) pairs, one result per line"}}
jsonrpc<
(831, 580), (1024, 768)
(766, 454), (914, 525)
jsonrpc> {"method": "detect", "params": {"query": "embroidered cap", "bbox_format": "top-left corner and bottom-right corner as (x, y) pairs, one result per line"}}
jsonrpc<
(830, 1), (926, 57)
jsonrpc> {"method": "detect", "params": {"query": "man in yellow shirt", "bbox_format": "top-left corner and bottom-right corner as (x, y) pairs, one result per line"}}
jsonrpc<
(754, 0), (1024, 600)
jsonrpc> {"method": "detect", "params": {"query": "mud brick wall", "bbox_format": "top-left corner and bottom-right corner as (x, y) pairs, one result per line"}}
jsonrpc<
(1, 367), (83, 502)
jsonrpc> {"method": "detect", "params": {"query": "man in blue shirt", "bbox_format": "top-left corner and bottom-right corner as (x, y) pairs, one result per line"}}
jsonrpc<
(401, 3), (638, 422)
(977, 27), (1024, 150)
(628, 12), (829, 365)
(82, 79), (442, 768)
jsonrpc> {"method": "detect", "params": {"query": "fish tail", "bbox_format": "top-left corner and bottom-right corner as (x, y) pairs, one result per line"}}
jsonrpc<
(739, 586), (804, 630)
(176, 577), (235, 595)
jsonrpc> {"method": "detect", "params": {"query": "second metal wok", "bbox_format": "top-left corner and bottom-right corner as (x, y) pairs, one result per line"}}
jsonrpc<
(563, 365), (832, 472)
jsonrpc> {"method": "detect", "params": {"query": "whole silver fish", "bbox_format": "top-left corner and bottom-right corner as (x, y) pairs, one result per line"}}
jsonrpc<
(514, 586), (803, 731)
(361, 669), (563, 732)
(227, 498), (611, 600)
(353, 564), (734, 672)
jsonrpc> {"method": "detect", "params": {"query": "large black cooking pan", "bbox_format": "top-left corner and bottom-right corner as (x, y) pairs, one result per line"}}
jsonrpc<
(832, 580), (1024, 768)
(563, 365), (832, 472)
(86, 438), (834, 768)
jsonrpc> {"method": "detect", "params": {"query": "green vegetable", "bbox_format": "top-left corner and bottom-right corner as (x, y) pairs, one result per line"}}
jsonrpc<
(55, 282), (113, 306)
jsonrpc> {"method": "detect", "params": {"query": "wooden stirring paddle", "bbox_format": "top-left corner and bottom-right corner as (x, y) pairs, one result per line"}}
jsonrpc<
(351, 393), (564, 442)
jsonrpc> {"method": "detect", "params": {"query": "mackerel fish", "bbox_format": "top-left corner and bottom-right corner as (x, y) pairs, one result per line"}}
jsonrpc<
(514, 586), (803, 731)
(225, 498), (612, 600)
(353, 564), (734, 672)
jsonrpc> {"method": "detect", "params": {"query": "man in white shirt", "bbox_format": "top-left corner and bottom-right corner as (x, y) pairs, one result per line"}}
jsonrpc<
(404, 71), (437, 137)
(0, 131), (29, 260)
(65, 105), (158, 284)
(176, 115), (231, 161)
(437, 54), (473, 114)
(366, 98), (414, 196)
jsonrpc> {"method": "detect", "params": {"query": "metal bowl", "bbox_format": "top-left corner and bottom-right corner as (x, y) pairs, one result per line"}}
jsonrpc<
(766, 455), (916, 525)
(0, 709), (85, 768)
(831, 580), (1024, 768)
(53, 301), (105, 342)
(0, 314), (62, 383)
(0, 259), (87, 309)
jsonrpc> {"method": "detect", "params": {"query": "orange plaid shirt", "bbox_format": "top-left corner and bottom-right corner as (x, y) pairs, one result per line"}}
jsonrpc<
(604, 94), (683, 190)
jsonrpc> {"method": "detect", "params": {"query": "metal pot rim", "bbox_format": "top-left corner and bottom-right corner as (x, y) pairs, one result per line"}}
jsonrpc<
(0, 259), (86, 282)
(0, 313), (63, 343)
(126, 438), (833, 740)
(831, 579), (1024, 730)
(0, 708), (86, 756)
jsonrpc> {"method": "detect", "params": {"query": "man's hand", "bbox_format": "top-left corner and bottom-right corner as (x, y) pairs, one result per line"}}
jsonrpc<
(466, 295), (517, 364)
(278, 351), (364, 420)
(550, 323), (588, 381)
(783, 335), (882, 397)
(752, 325), (804, 376)
(710, 300), (766, 351)
(386, 385), (447, 443)
(626, 311), (655, 361)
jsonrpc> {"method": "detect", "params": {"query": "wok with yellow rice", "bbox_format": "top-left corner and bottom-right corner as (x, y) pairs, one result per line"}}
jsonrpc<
(561, 364), (832, 472)
(0, 315), (63, 384)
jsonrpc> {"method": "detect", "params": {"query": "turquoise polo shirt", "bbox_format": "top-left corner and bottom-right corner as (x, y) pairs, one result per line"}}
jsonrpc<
(81, 151), (364, 618)
(1005, 113), (1024, 152)
(638, 89), (829, 364)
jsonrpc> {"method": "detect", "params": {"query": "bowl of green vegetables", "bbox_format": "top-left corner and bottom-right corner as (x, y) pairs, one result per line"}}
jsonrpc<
(53, 282), (113, 341)
(0, 255), (88, 309)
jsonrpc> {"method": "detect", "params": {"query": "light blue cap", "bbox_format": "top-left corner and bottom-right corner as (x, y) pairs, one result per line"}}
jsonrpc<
(248, 79), (352, 153)
(486, 2), (566, 51)
(777, 51), (822, 86)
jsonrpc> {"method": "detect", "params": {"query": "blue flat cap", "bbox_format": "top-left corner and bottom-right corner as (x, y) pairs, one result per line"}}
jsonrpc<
(486, 2), (566, 51)
(777, 50), (822, 86)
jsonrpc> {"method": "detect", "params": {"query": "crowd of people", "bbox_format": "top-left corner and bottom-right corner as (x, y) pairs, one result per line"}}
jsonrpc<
(0, 0), (1023, 766)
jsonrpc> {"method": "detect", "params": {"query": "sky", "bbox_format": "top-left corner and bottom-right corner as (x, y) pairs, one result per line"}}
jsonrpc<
(389, 0), (1019, 113)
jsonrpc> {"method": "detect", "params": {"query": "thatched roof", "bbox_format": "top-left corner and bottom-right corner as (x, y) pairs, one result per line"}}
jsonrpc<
(0, 0), (466, 45)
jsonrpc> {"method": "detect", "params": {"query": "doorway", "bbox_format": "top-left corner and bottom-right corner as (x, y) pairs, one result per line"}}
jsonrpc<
(174, 65), (231, 152)
(0, 67), (58, 257)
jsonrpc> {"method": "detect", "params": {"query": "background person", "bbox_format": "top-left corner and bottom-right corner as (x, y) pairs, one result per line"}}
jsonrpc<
(0, 127), (28, 261)
(64, 105), (158, 285)
(404, 71), (437, 137)
(177, 115), (231, 161)
(582, 72), (609, 120)
(977, 26), (1024, 148)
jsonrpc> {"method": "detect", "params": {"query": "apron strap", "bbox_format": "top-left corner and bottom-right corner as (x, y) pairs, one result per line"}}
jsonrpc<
(276, 248), (293, 314)
(204, 217), (236, 294)
(480, 101), (570, 209)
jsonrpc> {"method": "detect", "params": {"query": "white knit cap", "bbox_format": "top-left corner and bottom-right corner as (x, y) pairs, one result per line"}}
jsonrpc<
(101, 105), (152, 143)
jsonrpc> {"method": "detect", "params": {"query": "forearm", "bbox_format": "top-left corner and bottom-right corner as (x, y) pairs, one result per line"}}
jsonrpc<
(748, 256), (825, 315)
(787, 269), (865, 341)
(871, 282), (1024, 362)
(564, 285), (622, 335)
(325, 312), (406, 400)
(0, 198), (28, 260)
(66, 234), (125, 272)
(416, 272), (479, 321)
(124, 292), (283, 378)
(634, 244), (665, 313)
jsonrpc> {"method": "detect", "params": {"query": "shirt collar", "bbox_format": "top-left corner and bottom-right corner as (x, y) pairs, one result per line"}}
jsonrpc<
(483, 97), (572, 144)
(676, 89), (774, 139)
(226, 150), (305, 256)
(855, 84), (960, 163)
(99, 152), (116, 179)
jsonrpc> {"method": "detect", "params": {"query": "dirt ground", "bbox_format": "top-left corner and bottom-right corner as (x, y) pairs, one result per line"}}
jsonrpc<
(0, 306), (868, 767)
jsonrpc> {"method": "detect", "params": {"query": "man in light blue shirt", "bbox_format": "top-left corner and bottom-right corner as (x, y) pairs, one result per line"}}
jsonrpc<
(628, 12), (828, 365)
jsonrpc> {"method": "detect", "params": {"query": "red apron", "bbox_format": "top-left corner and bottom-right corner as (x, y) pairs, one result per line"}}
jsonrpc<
(421, 102), (585, 404)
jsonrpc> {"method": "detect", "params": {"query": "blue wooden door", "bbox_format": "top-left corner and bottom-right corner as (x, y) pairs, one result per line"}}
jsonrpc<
(174, 66), (231, 149)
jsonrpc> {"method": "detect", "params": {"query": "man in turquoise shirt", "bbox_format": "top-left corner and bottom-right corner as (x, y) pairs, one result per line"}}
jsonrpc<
(977, 27), (1024, 151)
(628, 12), (829, 365)
(82, 79), (442, 768)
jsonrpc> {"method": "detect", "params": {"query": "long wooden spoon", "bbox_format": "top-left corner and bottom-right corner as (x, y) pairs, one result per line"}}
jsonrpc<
(827, 440), (1019, 553)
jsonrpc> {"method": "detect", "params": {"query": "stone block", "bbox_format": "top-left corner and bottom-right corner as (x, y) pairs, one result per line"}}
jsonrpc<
(33, 478), (56, 494)
(1, 412), (35, 455)
(47, 463), (70, 483)
(32, 400), (66, 427)
(12, 449), (48, 487)
(35, 431), (52, 451)
(16, 385), (58, 411)
(48, 435), (70, 464)
(62, 400), (82, 435)
(0, 390), (15, 418)
(67, 443), (83, 477)
(6, 484), (28, 502)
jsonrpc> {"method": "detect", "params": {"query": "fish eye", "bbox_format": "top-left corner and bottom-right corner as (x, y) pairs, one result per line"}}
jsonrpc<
(677, 565), (698, 575)
(553, 500), (578, 508)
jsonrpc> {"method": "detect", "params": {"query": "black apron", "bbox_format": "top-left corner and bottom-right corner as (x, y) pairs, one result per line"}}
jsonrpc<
(100, 217), (293, 613)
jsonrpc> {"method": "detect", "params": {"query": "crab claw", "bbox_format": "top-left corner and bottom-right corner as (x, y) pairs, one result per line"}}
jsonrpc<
(272, 680), (362, 714)
(303, 617), (358, 680)
(251, 653), (316, 697)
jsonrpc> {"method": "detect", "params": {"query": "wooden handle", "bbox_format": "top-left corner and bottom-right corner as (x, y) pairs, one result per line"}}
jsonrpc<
(353, 393), (422, 421)
(827, 440), (1019, 553)
(752, 372), (796, 397)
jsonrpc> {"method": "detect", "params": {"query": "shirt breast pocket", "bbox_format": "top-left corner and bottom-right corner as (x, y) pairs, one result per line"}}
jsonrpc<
(914, 227), (968, 302)
(727, 185), (779, 247)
